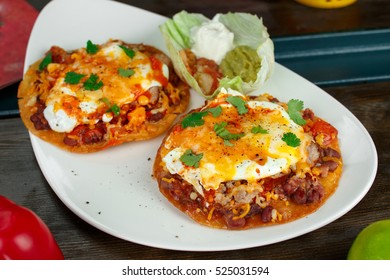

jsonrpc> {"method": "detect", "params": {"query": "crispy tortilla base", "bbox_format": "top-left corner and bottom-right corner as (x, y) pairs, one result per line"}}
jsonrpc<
(153, 104), (343, 230)
(18, 45), (190, 153)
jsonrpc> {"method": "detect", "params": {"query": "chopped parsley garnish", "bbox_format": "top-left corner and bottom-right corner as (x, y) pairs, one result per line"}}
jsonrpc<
(64, 71), (86, 84)
(83, 74), (103, 91)
(119, 45), (135, 59)
(226, 95), (248, 115)
(180, 149), (203, 168)
(100, 97), (120, 116)
(86, 40), (99, 54)
(39, 52), (52, 71)
(282, 132), (301, 147)
(214, 122), (244, 146)
(118, 68), (135, 77)
(181, 111), (208, 128)
(251, 125), (268, 134)
(287, 99), (306, 126)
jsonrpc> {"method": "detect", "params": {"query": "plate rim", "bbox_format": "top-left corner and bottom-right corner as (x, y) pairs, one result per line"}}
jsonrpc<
(25, 0), (378, 251)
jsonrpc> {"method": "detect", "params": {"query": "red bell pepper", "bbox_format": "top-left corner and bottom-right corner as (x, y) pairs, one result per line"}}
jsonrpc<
(0, 195), (64, 260)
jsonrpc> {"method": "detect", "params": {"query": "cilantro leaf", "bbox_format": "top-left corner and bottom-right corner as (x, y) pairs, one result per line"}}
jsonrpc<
(282, 132), (301, 147)
(181, 111), (208, 128)
(223, 140), (234, 147)
(86, 40), (99, 54)
(118, 68), (135, 77)
(226, 95), (248, 115)
(83, 74), (103, 91)
(100, 97), (111, 106)
(204, 106), (222, 117)
(251, 125), (268, 134)
(181, 106), (223, 129)
(119, 45), (135, 59)
(214, 122), (245, 146)
(100, 98), (120, 116)
(180, 149), (203, 168)
(110, 104), (120, 116)
(39, 52), (52, 71)
(64, 71), (86, 84)
(287, 99), (306, 126)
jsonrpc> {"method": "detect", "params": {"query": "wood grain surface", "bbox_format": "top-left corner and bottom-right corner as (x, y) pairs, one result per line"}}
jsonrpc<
(0, 0), (389, 259)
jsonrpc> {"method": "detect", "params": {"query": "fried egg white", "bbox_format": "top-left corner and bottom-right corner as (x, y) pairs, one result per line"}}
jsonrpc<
(43, 41), (169, 133)
(162, 88), (312, 196)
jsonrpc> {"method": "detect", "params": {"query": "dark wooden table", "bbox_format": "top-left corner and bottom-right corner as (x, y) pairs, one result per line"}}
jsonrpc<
(1, 0), (389, 259)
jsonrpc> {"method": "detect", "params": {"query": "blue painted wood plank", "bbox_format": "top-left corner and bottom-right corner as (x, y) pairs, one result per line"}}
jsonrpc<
(273, 28), (390, 86)
(2, 28), (390, 117)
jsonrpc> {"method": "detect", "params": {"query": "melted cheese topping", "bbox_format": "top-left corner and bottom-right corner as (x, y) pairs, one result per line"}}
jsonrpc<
(162, 89), (312, 196)
(43, 40), (169, 132)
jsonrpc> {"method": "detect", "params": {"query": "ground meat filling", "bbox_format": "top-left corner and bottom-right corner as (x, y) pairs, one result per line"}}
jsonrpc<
(158, 138), (341, 229)
(30, 99), (50, 131)
(29, 45), (183, 147)
(30, 86), (176, 147)
(30, 94), (169, 146)
(282, 175), (324, 204)
(63, 122), (107, 146)
(154, 94), (342, 230)
(159, 170), (328, 229)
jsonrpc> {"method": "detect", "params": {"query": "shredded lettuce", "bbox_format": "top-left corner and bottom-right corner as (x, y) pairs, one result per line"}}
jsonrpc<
(160, 11), (275, 99)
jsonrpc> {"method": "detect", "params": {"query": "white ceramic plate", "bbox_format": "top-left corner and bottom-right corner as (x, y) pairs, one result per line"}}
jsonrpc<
(25, 0), (378, 251)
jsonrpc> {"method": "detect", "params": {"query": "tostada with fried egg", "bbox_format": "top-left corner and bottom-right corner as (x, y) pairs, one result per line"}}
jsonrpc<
(18, 39), (190, 153)
(153, 88), (342, 229)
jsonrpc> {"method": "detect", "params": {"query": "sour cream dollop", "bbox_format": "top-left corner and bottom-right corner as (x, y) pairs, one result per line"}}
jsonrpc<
(191, 21), (234, 64)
